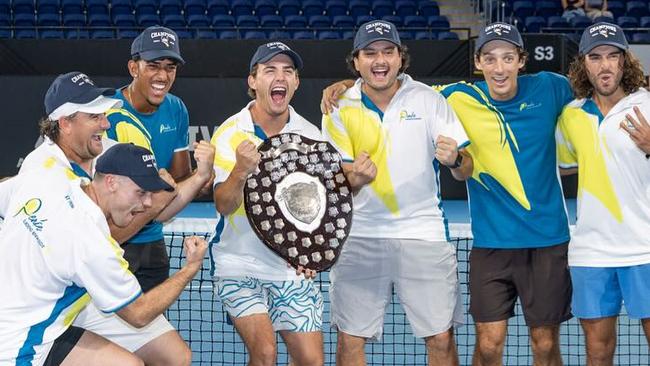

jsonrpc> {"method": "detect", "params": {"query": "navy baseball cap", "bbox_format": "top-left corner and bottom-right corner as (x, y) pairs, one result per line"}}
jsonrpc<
(96, 143), (174, 192)
(579, 22), (629, 55)
(475, 22), (524, 53)
(353, 20), (401, 52)
(131, 26), (185, 64)
(249, 42), (303, 72)
(44, 72), (122, 120)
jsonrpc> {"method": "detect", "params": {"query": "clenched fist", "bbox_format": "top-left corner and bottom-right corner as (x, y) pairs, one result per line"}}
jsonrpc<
(183, 235), (208, 270)
(234, 140), (261, 178)
(194, 141), (216, 181)
(347, 151), (377, 190)
(435, 135), (460, 167)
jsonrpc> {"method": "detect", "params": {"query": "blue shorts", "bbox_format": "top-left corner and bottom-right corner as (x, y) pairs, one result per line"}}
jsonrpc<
(571, 263), (650, 319)
(214, 277), (323, 332)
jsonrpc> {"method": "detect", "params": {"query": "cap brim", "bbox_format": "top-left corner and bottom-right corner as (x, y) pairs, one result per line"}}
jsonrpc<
(476, 38), (523, 53)
(137, 50), (185, 65)
(256, 49), (303, 70)
(354, 38), (401, 52)
(131, 175), (175, 192)
(48, 95), (123, 120)
(580, 41), (628, 55)
(77, 95), (123, 114)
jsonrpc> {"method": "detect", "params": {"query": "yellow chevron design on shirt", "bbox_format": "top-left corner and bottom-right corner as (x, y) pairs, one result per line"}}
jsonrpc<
(211, 118), (258, 232)
(107, 235), (132, 273)
(557, 107), (622, 222)
(445, 85), (530, 210)
(106, 109), (153, 151)
(325, 101), (399, 215)
(63, 294), (91, 326)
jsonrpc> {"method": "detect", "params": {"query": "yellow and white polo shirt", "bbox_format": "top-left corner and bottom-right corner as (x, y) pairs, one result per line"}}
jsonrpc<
(0, 166), (141, 365)
(209, 101), (322, 280)
(557, 88), (650, 267)
(322, 74), (469, 241)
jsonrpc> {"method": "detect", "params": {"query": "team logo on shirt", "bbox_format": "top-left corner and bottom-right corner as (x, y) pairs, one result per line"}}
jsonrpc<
(399, 110), (422, 121)
(14, 198), (47, 248)
(160, 123), (177, 134)
(14, 198), (42, 217)
(519, 102), (542, 111)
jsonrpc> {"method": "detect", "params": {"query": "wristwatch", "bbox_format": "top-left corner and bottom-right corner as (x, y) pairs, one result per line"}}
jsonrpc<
(449, 154), (463, 169)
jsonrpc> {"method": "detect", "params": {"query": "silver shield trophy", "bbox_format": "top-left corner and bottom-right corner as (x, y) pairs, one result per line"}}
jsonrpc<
(243, 133), (353, 271)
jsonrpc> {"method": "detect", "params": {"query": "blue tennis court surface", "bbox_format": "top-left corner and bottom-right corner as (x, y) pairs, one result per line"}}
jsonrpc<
(164, 200), (649, 365)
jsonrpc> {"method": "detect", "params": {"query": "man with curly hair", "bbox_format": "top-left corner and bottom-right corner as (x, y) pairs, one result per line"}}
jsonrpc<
(557, 22), (650, 365)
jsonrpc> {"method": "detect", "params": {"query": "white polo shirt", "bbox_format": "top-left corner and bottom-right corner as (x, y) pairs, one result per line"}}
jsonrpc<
(19, 136), (117, 180)
(322, 74), (469, 241)
(209, 102), (322, 281)
(0, 167), (141, 365)
(557, 88), (650, 267)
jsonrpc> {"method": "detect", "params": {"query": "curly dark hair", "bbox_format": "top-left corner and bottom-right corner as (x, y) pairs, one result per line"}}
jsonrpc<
(568, 50), (646, 99)
(38, 117), (61, 142)
(345, 44), (411, 78)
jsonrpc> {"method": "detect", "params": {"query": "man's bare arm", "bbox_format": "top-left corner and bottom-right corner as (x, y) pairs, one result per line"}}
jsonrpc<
(117, 236), (207, 327)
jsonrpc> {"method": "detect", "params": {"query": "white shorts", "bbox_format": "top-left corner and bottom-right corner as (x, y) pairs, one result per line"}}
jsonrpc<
(214, 277), (323, 332)
(73, 302), (175, 352)
(330, 237), (463, 341)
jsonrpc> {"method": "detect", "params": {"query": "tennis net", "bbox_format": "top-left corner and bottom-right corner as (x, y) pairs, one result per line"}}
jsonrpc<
(164, 219), (649, 365)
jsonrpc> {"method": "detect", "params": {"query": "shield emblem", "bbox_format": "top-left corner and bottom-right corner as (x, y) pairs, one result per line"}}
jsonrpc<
(244, 133), (353, 272)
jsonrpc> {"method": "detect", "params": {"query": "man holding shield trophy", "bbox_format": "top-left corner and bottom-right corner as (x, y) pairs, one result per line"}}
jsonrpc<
(209, 42), (326, 366)
(321, 21), (472, 366)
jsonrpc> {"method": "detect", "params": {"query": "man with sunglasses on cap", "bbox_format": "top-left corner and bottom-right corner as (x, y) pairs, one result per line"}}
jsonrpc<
(210, 42), (324, 366)
(0, 143), (208, 366)
(321, 21), (470, 366)
(557, 22), (650, 364)
(2, 71), (215, 365)
(322, 22), (574, 366)
(105, 25), (208, 294)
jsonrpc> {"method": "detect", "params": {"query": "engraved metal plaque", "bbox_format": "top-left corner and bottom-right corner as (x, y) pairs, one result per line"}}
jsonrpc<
(244, 133), (353, 272)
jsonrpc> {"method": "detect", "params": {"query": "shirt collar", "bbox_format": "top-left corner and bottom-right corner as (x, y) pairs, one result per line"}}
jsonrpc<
(235, 100), (303, 135)
(41, 136), (92, 183)
(350, 73), (413, 100)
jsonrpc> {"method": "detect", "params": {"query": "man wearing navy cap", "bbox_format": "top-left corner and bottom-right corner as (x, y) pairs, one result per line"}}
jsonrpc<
(321, 21), (575, 365)
(210, 41), (325, 366)
(321, 20), (471, 366)
(557, 22), (650, 364)
(0, 142), (207, 366)
(3, 71), (211, 366)
(104, 25), (209, 295)
(108, 24), (215, 283)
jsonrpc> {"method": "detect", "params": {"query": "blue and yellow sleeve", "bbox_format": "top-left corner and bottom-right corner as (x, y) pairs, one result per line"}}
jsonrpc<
(105, 109), (153, 151)
(556, 107), (578, 168)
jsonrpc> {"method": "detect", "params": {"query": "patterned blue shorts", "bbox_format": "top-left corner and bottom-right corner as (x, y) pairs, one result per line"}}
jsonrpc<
(214, 277), (323, 332)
